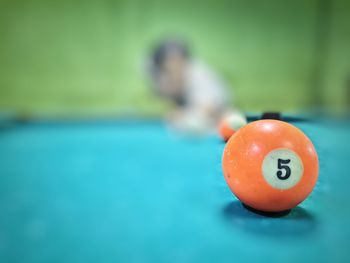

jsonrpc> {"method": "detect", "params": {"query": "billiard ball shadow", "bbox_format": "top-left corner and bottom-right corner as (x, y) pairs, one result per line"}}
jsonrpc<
(242, 203), (291, 217)
(222, 201), (317, 237)
(219, 139), (227, 144)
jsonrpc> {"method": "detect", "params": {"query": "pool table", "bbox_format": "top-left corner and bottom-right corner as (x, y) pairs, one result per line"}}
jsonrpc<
(0, 118), (349, 263)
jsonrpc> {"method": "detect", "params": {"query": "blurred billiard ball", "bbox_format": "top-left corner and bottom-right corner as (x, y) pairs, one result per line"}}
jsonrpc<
(218, 111), (247, 142)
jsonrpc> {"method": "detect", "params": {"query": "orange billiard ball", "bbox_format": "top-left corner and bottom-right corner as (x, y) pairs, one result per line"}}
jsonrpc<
(218, 112), (247, 142)
(222, 120), (319, 212)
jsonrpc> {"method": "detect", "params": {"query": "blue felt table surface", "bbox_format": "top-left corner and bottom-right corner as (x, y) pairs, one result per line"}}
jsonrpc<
(0, 120), (349, 263)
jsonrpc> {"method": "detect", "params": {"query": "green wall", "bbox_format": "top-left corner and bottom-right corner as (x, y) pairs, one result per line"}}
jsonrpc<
(321, 0), (350, 112)
(0, 0), (349, 117)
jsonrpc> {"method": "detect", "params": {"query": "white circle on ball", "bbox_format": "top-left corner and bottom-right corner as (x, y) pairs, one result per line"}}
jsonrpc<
(226, 112), (247, 131)
(262, 148), (304, 190)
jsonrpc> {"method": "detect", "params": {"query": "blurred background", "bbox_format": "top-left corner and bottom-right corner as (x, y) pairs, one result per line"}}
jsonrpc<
(0, 0), (349, 118)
